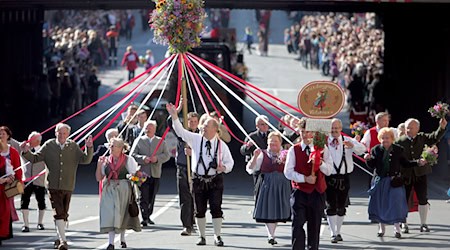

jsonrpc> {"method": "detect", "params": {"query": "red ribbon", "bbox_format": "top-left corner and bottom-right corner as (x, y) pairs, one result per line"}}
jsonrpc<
(309, 146), (323, 173)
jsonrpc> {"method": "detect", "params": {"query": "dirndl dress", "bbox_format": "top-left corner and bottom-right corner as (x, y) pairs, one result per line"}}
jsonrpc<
(368, 176), (408, 224)
(100, 163), (141, 233)
(253, 152), (291, 223)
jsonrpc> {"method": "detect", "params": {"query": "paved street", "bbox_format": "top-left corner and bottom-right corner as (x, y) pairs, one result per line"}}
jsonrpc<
(5, 9), (450, 250)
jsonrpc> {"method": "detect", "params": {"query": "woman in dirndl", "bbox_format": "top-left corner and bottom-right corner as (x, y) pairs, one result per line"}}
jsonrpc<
(246, 132), (291, 245)
(366, 127), (420, 239)
(96, 137), (141, 250)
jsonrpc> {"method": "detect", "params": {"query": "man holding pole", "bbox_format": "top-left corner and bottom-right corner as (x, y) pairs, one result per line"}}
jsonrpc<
(173, 112), (200, 236)
(167, 102), (234, 247)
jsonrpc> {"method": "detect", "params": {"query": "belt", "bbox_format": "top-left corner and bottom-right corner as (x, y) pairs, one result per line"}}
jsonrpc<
(193, 173), (218, 183)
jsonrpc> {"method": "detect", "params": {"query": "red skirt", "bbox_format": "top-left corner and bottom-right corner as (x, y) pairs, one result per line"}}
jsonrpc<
(0, 185), (12, 239)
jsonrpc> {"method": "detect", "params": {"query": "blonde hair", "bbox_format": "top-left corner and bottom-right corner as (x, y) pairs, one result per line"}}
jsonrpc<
(377, 127), (395, 141)
(268, 131), (282, 142)
(110, 137), (129, 152)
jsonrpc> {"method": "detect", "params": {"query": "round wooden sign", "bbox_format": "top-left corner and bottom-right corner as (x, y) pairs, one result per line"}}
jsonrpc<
(297, 81), (345, 119)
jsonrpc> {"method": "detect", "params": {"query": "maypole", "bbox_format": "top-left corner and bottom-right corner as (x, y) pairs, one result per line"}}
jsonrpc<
(180, 55), (192, 189)
(149, 0), (206, 190)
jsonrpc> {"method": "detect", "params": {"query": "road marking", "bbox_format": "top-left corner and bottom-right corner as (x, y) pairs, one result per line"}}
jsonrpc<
(95, 196), (178, 249)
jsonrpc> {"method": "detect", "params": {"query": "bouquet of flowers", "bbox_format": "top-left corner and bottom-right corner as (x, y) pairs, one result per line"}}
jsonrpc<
(350, 121), (369, 136)
(313, 131), (328, 150)
(149, 0), (206, 53)
(271, 150), (288, 165)
(421, 144), (439, 166)
(127, 170), (148, 186)
(428, 102), (449, 119)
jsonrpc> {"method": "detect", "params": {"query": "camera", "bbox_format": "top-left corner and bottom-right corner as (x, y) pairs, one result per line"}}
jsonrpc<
(209, 159), (218, 169)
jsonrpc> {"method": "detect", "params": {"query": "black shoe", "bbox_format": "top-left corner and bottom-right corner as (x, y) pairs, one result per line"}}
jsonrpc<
(214, 236), (224, 247)
(331, 236), (338, 243)
(377, 232), (384, 237)
(22, 226), (30, 232)
(402, 224), (409, 233)
(141, 220), (148, 227)
(420, 224), (430, 232)
(395, 232), (401, 238)
(54, 239), (60, 249)
(268, 238), (277, 245)
(336, 234), (343, 241)
(58, 241), (68, 250)
(196, 237), (206, 246)
(106, 244), (115, 250)
(37, 224), (45, 230)
(120, 242), (127, 248)
(148, 219), (155, 225)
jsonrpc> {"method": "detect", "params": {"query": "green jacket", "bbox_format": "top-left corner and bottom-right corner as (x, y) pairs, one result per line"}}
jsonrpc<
(22, 139), (93, 191)
(396, 126), (445, 178)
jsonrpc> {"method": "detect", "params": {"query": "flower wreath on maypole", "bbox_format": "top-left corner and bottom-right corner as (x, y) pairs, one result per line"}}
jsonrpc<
(149, 0), (206, 53)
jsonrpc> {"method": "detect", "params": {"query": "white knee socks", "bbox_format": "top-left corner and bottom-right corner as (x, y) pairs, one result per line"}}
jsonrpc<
(394, 223), (401, 233)
(196, 217), (206, 237)
(212, 218), (223, 239)
(108, 231), (115, 244)
(418, 204), (429, 225)
(55, 220), (67, 242)
(38, 210), (45, 225)
(22, 209), (29, 227)
(264, 223), (277, 239)
(379, 223), (386, 234)
(336, 216), (345, 235)
(327, 215), (337, 236)
(120, 230), (126, 243)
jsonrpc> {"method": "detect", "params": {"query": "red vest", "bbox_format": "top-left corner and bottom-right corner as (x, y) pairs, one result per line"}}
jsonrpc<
(260, 150), (284, 173)
(291, 145), (327, 194)
(369, 127), (380, 150)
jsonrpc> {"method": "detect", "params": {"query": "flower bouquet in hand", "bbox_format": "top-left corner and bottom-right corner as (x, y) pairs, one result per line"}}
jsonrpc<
(350, 121), (369, 136)
(127, 170), (148, 186)
(421, 145), (439, 166)
(428, 102), (449, 119)
(310, 131), (328, 173)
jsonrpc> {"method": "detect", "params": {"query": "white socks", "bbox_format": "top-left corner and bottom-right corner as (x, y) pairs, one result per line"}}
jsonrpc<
(108, 230), (125, 245)
(336, 216), (344, 235)
(327, 215), (337, 236)
(418, 204), (429, 225)
(108, 231), (115, 244)
(196, 217), (206, 237)
(55, 220), (67, 242)
(394, 223), (401, 233)
(22, 209), (29, 227)
(212, 218), (222, 239)
(120, 230), (126, 243)
(378, 223), (386, 234)
(38, 210), (45, 224)
(265, 223), (277, 239)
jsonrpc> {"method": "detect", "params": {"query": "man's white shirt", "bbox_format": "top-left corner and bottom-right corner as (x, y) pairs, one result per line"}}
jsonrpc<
(172, 118), (234, 176)
(327, 136), (366, 175)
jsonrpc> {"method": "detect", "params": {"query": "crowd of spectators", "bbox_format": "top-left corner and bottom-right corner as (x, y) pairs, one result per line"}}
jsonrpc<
(41, 10), (137, 119)
(284, 12), (385, 126)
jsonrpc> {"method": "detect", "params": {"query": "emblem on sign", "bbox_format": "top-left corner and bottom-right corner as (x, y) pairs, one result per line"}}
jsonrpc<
(297, 81), (345, 119)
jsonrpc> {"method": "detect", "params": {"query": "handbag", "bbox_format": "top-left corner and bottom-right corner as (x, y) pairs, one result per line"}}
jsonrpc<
(5, 179), (24, 198)
(128, 184), (139, 217)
